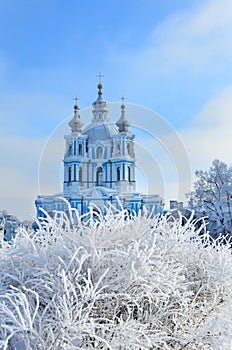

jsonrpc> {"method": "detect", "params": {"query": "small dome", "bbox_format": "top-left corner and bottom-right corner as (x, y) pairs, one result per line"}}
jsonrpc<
(116, 102), (131, 133)
(68, 103), (83, 133)
(83, 123), (118, 144)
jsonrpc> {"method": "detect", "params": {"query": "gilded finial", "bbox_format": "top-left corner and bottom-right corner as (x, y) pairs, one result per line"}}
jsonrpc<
(96, 72), (104, 91)
(119, 95), (127, 109)
(73, 96), (79, 111)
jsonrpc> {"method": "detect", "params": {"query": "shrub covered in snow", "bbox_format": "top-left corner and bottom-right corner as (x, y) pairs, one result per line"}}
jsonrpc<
(0, 206), (232, 349)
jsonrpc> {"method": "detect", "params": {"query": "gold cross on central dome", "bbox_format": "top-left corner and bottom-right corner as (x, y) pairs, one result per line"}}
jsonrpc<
(73, 96), (79, 104)
(119, 95), (127, 103)
(96, 72), (104, 84)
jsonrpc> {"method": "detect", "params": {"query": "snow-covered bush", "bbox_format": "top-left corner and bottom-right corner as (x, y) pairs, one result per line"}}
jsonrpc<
(0, 206), (232, 349)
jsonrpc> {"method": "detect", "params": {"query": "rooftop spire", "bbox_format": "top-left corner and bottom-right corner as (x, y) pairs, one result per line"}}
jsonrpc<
(92, 72), (109, 123)
(73, 96), (79, 105)
(94, 72), (105, 103)
(116, 95), (131, 133)
(68, 97), (83, 133)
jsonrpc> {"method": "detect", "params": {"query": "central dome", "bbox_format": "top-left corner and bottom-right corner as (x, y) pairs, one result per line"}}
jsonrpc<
(83, 122), (118, 144)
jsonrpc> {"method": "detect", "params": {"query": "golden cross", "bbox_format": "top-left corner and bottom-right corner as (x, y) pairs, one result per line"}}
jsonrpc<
(96, 72), (104, 84)
(73, 96), (79, 104)
(119, 95), (127, 103)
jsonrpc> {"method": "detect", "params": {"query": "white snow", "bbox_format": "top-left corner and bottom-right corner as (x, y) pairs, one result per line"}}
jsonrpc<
(0, 206), (232, 349)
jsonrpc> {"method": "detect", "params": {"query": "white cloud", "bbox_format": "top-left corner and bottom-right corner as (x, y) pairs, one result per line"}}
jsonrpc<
(0, 136), (45, 219)
(180, 86), (232, 172)
(0, 92), (74, 219)
(0, 93), (70, 136)
(132, 85), (232, 204)
(0, 107), (92, 220)
(118, 0), (232, 77)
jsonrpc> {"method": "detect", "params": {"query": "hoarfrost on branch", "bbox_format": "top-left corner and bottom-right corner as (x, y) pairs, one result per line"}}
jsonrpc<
(0, 205), (232, 349)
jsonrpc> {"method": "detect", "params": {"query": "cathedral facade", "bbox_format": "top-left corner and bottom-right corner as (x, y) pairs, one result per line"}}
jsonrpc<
(35, 83), (164, 218)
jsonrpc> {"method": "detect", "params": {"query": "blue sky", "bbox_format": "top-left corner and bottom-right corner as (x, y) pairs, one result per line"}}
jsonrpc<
(0, 0), (232, 219)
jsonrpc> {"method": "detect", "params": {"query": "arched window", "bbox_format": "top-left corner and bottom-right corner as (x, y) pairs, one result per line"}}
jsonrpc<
(117, 166), (120, 181)
(79, 167), (83, 182)
(127, 143), (130, 155)
(128, 166), (131, 181)
(68, 166), (72, 182)
(116, 144), (120, 155)
(78, 144), (83, 155)
(96, 167), (103, 186)
(96, 146), (103, 158)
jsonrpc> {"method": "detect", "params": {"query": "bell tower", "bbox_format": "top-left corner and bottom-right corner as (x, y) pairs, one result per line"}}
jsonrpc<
(111, 96), (136, 193)
(63, 99), (88, 194)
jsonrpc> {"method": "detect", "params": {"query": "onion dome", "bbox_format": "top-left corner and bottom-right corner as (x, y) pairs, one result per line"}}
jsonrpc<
(68, 101), (83, 133)
(116, 97), (131, 133)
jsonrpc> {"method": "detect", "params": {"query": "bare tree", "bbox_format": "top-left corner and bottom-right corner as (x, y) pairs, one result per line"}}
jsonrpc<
(189, 159), (232, 238)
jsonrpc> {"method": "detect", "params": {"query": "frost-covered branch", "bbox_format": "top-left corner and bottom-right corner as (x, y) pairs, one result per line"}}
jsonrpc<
(0, 208), (232, 349)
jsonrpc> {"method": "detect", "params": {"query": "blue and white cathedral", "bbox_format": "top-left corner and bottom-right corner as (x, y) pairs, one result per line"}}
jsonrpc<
(35, 83), (164, 218)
